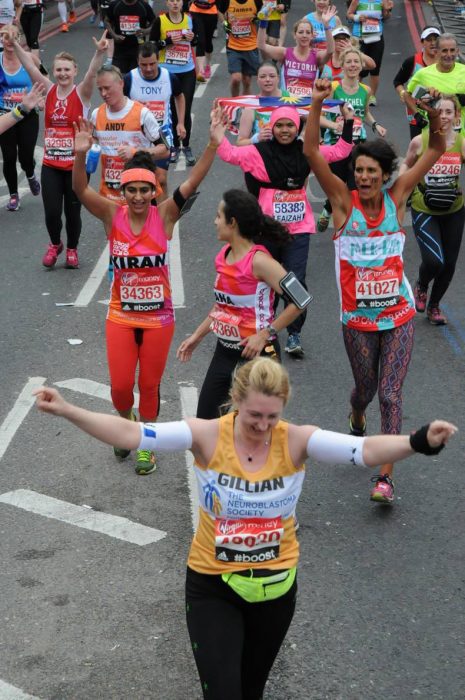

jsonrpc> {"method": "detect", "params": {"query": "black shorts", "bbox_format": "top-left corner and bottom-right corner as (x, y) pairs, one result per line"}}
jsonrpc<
(266, 19), (281, 39)
(360, 35), (384, 77)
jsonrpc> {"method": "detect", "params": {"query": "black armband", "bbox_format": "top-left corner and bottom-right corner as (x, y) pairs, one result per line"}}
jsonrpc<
(173, 186), (187, 211)
(413, 112), (428, 130)
(456, 93), (465, 107)
(409, 424), (444, 456)
(341, 117), (354, 143)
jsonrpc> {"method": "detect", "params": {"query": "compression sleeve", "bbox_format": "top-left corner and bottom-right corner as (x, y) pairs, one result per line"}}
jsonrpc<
(307, 429), (367, 467)
(138, 421), (193, 452)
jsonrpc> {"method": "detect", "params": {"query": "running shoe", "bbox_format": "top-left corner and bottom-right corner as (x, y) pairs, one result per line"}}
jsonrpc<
(89, 13), (96, 23)
(349, 413), (367, 437)
(114, 411), (136, 459)
(135, 450), (157, 475)
(61, 22), (69, 32)
(285, 333), (304, 357)
(369, 95), (377, 107)
(69, 10), (76, 23)
(65, 248), (79, 269)
(370, 474), (394, 504)
(413, 282), (427, 313)
(27, 175), (41, 196)
(317, 208), (331, 232)
(183, 146), (196, 166)
(204, 64), (211, 79)
(427, 305), (447, 325)
(196, 72), (206, 83)
(42, 242), (64, 268)
(170, 146), (180, 164)
(99, 20), (105, 28)
(6, 194), (19, 211)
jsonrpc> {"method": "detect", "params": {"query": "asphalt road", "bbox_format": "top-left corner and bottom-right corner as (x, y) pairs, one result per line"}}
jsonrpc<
(0, 2), (464, 698)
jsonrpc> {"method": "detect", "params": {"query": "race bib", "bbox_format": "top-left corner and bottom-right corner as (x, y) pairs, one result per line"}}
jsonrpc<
(215, 517), (283, 564)
(44, 127), (74, 161)
(165, 42), (190, 65)
(355, 266), (400, 309)
(104, 156), (124, 189)
(362, 18), (380, 33)
(425, 152), (461, 187)
(119, 271), (165, 311)
(2, 88), (27, 109)
(209, 308), (241, 342)
(119, 14), (140, 34)
(145, 100), (165, 122)
(272, 191), (306, 223)
(230, 18), (251, 37)
(287, 79), (313, 98)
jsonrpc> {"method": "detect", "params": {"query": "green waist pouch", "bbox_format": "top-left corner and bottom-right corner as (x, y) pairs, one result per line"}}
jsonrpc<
(221, 567), (297, 604)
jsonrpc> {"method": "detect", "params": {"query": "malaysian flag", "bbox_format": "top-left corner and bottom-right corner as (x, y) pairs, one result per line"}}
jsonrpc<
(217, 94), (343, 132)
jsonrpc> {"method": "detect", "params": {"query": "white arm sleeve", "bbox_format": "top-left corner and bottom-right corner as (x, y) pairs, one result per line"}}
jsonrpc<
(138, 420), (193, 452)
(307, 429), (367, 467)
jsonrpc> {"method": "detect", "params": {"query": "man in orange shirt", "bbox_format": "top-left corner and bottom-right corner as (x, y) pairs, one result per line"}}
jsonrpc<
(218, 0), (263, 95)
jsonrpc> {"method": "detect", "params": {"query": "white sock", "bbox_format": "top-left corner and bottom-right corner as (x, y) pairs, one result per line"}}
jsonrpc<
(58, 1), (67, 23)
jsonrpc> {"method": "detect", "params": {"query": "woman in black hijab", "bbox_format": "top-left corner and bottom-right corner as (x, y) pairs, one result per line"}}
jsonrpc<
(214, 105), (354, 356)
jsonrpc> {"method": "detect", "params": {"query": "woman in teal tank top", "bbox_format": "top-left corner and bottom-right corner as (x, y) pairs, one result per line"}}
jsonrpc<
(304, 78), (446, 504)
(401, 95), (465, 326)
(318, 47), (386, 232)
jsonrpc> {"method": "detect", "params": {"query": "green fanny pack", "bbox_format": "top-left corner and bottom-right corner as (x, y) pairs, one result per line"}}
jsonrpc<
(221, 567), (297, 604)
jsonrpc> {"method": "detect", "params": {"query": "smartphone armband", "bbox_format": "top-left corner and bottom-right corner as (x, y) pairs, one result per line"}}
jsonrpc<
(279, 271), (313, 310)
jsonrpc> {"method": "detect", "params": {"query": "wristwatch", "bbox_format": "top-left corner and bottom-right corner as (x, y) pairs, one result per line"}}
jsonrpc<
(265, 325), (278, 339)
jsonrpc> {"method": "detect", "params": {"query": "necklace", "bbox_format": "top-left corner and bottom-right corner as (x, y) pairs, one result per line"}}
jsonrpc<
(235, 430), (271, 462)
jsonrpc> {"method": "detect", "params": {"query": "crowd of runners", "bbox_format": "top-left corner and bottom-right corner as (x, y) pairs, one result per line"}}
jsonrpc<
(0, 0), (462, 696)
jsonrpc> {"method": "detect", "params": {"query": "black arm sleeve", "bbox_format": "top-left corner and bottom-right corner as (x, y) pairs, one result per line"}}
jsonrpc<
(170, 73), (183, 97)
(341, 117), (354, 143)
(217, 0), (229, 14)
(123, 72), (132, 97)
(149, 16), (161, 43)
(190, 12), (200, 46)
(393, 56), (415, 88)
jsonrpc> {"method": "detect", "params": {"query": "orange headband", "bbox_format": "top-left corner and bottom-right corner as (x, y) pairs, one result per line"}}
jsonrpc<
(120, 168), (157, 187)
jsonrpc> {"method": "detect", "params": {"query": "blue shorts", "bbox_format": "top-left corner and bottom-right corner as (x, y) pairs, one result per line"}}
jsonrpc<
(226, 48), (260, 76)
(154, 157), (170, 171)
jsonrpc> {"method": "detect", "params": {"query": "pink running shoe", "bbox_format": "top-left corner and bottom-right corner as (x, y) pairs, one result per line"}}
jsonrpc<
(427, 305), (447, 325)
(370, 474), (394, 504)
(65, 248), (79, 269)
(42, 242), (64, 268)
(204, 65), (211, 79)
(413, 282), (427, 313)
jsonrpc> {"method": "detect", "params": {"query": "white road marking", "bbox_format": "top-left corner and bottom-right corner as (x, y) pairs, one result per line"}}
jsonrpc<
(54, 378), (139, 409)
(221, 45), (226, 54)
(169, 222), (185, 308)
(0, 490), (166, 546)
(53, 378), (166, 409)
(0, 680), (41, 700)
(180, 385), (199, 532)
(194, 64), (220, 99)
(0, 377), (46, 462)
(73, 244), (108, 307)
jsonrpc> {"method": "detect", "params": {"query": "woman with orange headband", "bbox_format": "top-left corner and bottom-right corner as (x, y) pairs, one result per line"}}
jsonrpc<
(72, 114), (221, 475)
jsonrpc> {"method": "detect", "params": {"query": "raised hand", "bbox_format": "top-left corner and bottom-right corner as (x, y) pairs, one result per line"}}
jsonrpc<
(21, 82), (46, 111)
(73, 116), (94, 153)
(311, 78), (332, 103)
(321, 5), (338, 25)
(209, 104), (228, 145)
(426, 420), (458, 448)
(93, 29), (109, 52)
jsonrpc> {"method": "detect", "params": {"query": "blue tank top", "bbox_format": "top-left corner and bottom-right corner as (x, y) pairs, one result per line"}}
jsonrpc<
(305, 12), (337, 50)
(0, 56), (33, 113)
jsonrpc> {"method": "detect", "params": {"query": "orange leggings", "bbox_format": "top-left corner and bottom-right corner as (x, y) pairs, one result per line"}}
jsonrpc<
(106, 320), (175, 419)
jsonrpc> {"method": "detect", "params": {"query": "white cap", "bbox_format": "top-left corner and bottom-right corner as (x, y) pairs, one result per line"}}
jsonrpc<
(332, 26), (351, 38)
(420, 27), (440, 40)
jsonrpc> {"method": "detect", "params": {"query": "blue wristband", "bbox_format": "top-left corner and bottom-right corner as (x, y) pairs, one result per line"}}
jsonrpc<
(259, 19), (268, 28)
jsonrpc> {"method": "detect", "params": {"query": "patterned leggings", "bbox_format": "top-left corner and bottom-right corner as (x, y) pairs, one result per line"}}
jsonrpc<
(342, 319), (415, 435)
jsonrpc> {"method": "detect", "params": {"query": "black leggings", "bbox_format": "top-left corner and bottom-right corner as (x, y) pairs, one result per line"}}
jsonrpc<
(41, 165), (82, 248)
(197, 340), (279, 420)
(411, 206), (465, 306)
(186, 567), (297, 700)
(170, 68), (196, 148)
(0, 111), (39, 194)
(20, 8), (43, 50)
(193, 12), (218, 56)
